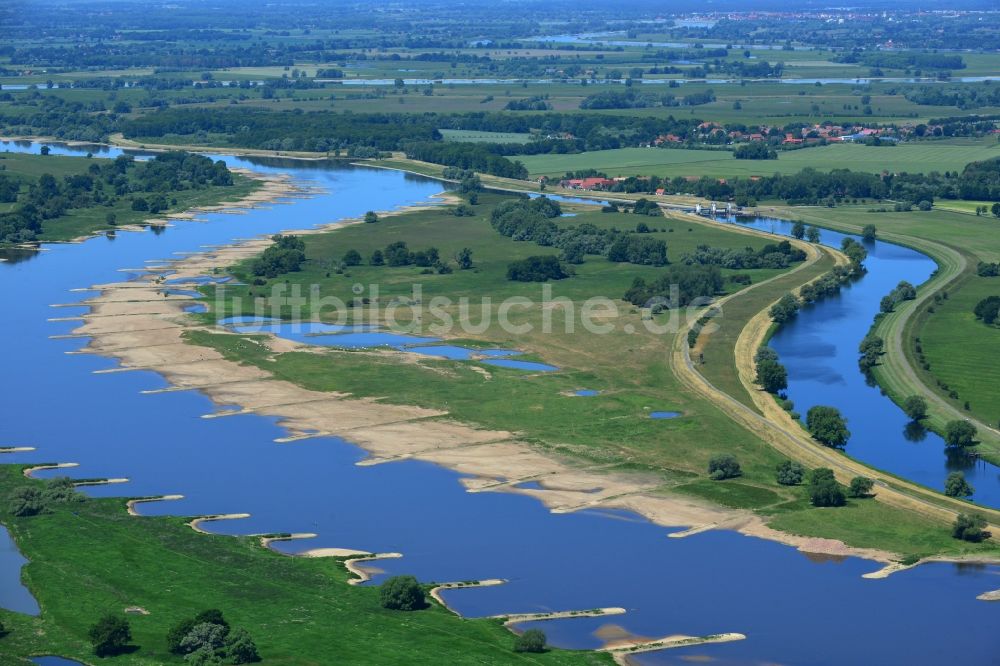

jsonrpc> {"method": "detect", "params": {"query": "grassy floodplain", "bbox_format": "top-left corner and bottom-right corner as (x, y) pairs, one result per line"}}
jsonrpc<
(0, 467), (611, 665)
(182, 191), (1000, 561)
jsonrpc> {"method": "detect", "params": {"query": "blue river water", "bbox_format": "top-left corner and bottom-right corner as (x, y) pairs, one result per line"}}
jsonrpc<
(0, 140), (997, 664)
(717, 214), (1000, 509)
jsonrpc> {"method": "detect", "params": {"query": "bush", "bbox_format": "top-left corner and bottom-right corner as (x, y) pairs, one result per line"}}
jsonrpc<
(775, 460), (805, 486)
(514, 629), (547, 653)
(848, 476), (874, 498)
(952, 513), (990, 542)
(944, 420), (977, 447)
(89, 614), (132, 657)
(379, 575), (426, 611)
(708, 455), (742, 480)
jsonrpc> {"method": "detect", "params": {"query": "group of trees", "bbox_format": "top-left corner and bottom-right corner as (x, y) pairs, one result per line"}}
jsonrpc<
(977, 261), (1000, 277)
(166, 609), (260, 664)
(506, 255), (568, 282)
(858, 333), (884, 373)
(973, 295), (1000, 326)
(879, 280), (918, 313)
(90, 608), (259, 662)
(774, 460), (870, 505)
(249, 234), (306, 279)
(579, 89), (715, 110)
(601, 160), (1000, 207)
(122, 108), (440, 153)
(681, 239), (805, 271)
(733, 142), (777, 160)
(768, 293), (800, 325)
(622, 265), (723, 309)
(368, 240), (454, 274)
(0, 151), (234, 244)
(490, 197), (668, 267)
(7, 476), (82, 517)
(708, 454), (742, 480)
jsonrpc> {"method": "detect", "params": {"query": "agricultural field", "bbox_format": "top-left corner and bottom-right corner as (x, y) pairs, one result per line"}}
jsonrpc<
(518, 138), (1000, 180)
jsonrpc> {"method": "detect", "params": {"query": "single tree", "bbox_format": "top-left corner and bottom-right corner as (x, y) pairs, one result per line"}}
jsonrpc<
(379, 575), (426, 611)
(89, 614), (132, 657)
(40, 145), (50, 155)
(775, 460), (805, 486)
(756, 358), (788, 394)
(791, 221), (805, 239)
(514, 629), (547, 653)
(848, 476), (874, 498)
(364, 211), (379, 224)
(952, 513), (990, 542)
(944, 471), (974, 498)
(861, 224), (877, 242)
(342, 249), (362, 266)
(456, 247), (474, 270)
(902, 395), (927, 421)
(806, 406), (850, 448)
(708, 454), (742, 480)
(944, 420), (977, 448)
(805, 225), (821, 243)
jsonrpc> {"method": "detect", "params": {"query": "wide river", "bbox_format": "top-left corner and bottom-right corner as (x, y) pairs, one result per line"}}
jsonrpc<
(0, 140), (998, 665)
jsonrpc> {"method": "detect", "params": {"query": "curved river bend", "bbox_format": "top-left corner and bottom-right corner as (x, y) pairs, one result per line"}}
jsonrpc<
(717, 214), (1000, 508)
(0, 140), (997, 665)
